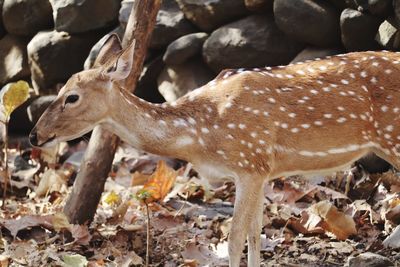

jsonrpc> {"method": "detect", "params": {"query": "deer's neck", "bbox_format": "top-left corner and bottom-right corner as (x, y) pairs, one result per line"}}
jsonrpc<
(103, 88), (191, 159)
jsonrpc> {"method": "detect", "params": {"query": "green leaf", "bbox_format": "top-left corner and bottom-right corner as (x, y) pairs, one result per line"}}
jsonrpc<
(62, 254), (88, 267)
(0, 81), (30, 119)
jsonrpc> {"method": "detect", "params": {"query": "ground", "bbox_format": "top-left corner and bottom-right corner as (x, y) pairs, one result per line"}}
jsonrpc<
(0, 139), (399, 267)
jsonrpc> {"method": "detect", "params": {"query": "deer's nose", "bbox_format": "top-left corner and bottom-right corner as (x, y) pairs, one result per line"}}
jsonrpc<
(29, 130), (38, 146)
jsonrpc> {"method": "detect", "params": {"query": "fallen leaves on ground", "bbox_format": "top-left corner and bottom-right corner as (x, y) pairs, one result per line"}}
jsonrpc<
(0, 140), (399, 266)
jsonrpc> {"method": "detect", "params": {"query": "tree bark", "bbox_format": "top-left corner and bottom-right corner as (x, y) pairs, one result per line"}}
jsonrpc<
(64, 0), (162, 224)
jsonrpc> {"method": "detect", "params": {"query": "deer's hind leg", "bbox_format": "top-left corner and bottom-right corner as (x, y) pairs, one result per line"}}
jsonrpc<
(229, 177), (265, 267)
(247, 182), (265, 267)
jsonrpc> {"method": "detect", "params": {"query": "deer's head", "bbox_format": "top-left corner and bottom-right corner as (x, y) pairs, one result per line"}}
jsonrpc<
(29, 34), (134, 147)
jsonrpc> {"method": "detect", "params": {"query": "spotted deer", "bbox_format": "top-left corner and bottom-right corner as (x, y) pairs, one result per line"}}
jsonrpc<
(29, 33), (400, 266)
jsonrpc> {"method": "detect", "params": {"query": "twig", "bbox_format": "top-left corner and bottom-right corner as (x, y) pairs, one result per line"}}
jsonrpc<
(174, 193), (188, 218)
(145, 202), (151, 267)
(2, 121), (9, 208)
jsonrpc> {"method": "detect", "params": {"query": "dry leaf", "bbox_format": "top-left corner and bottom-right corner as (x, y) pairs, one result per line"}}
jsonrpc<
(36, 169), (67, 197)
(70, 225), (91, 245)
(52, 212), (71, 232)
(386, 205), (400, 224)
(136, 160), (177, 204)
(310, 201), (357, 240)
(0, 215), (53, 237)
(0, 81), (29, 119)
(131, 171), (151, 186)
(62, 254), (88, 267)
(0, 255), (9, 267)
(114, 250), (143, 267)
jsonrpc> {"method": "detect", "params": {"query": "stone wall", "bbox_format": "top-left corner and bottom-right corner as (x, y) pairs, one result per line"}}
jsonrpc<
(1, 0), (400, 132)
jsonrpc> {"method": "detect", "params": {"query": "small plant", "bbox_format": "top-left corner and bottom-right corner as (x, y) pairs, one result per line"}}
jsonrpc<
(0, 81), (30, 203)
(136, 160), (177, 267)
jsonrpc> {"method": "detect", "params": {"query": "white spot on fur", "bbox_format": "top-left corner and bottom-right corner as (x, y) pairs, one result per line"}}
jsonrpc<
(176, 136), (194, 147)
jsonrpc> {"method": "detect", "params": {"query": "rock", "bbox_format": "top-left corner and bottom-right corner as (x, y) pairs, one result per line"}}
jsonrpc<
(163, 32), (208, 65)
(376, 17), (400, 50)
(0, 35), (30, 85)
(84, 27), (125, 70)
(340, 8), (381, 51)
(383, 225), (400, 249)
(136, 56), (166, 103)
(327, 0), (357, 10)
(274, 0), (341, 47)
(351, 0), (391, 16)
(176, 0), (249, 32)
(119, 0), (133, 29)
(120, 0), (195, 49)
(50, 0), (120, 33)
(203, 15), (304, 72)
(366, 0), (392, 16)
(151, 0), (196, 49)
(394, 0), (400, 24)
(27, 95), (57, 124)
(9, 98), (34, 134)
(0, 0), (6, 38)
(347, 252), (394, 267)
(157, 58), (214, 102)
(2, 0), (53, 36)
(356, 153), (391, 174)
(28, 30), (103, 94)
(291, 46), (342, 63)
(244, 0), (273, 12)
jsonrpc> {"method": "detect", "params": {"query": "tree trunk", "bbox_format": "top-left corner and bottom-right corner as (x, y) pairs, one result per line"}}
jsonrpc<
(64, 0), (162, 224)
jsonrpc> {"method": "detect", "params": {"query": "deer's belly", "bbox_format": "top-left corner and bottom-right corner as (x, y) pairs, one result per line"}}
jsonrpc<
(270, 148), (371, 179)
(192, 161), (236, 183)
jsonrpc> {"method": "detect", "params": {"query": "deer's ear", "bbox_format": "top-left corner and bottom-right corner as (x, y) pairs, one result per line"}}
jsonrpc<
(105, 40), (135, 81)
(93, 34), (122, 68)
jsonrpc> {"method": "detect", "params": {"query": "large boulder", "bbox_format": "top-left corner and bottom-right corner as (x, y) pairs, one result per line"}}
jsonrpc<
(203, 15), (304, 72)
(356, 153), (391, 174)
(2, 0), (53, 36)
(28, 30), (103, 93)
(366, 0), (392, 16)
(274, 0), (341, 47)
(350, 0), (391, 16)
(9, 98), (35, 134)
(119, 0), (133, 29)
(158, 58), (214, 102)
(394, 0), (400, 23)
(50, 0), (120, 34)
(136, 56), (166, 103)
(84, 27), (125, 70)
(244, 0), (273, 12)
(0, 35), (30, 85)
(163, 32), (208, 65)
(120, 0), (195, 49)
(375, 17), (400, 50)
(291, 46), (342, 63)
(0, 0), (6, 38)
(340, 8), (382, 51)
(176, 0), (248, 32)
(151, 0), (196, 49)
(326, 0), (357, 10)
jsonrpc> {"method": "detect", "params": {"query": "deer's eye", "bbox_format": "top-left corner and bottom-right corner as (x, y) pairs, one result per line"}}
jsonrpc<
(65, 94), (79, 105)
